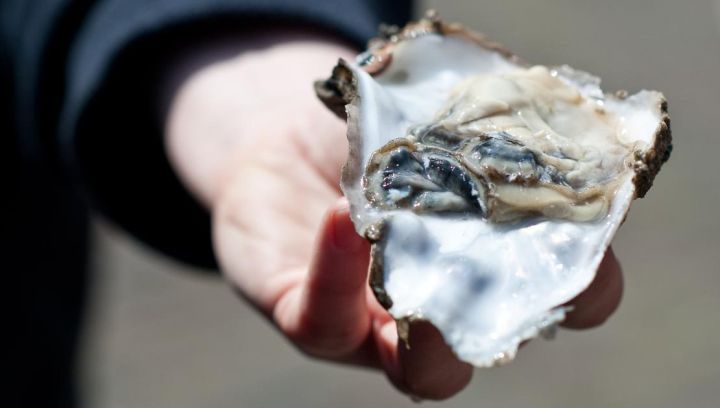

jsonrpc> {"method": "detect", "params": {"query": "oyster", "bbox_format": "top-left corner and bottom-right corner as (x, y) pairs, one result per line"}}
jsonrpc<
(315, 12), (671, 367)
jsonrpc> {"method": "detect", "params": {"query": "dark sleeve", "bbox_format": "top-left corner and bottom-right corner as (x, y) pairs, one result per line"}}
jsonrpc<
(56, 0), (412, 269)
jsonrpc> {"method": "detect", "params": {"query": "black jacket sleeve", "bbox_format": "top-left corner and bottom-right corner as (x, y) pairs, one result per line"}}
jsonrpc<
(5, 0), (412, 269)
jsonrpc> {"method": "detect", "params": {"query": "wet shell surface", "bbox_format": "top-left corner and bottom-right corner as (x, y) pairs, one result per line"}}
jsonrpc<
(315, 12), (671, 367)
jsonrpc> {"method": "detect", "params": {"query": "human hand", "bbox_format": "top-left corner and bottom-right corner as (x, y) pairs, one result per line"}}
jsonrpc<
(164, 30), (623, 400)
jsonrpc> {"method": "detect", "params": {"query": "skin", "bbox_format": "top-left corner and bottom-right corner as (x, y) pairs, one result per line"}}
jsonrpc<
(163, 30), (623, 401)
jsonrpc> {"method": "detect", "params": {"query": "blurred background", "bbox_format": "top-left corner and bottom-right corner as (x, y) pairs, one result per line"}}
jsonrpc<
(80, 1), (720, 407)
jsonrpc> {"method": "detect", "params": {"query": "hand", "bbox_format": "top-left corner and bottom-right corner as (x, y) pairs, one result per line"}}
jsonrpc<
(164, 30), (624, 400)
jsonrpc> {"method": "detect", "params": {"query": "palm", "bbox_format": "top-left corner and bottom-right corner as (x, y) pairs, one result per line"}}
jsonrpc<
(213, 104), (349, 312)
(213, 106), (371, 349)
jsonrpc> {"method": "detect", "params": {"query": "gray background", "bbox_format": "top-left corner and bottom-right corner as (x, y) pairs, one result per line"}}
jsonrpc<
(80, 1), (720, 407)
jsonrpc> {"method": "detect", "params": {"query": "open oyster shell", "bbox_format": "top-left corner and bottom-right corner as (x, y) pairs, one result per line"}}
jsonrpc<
(316, 12), (671, 367)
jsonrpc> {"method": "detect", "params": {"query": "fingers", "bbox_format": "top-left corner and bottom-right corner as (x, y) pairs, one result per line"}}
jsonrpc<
(274, 198), (372, 358)
(374, 320), (473, 401)
(398, 321), (474, 400)
(562, 247), (624, 329)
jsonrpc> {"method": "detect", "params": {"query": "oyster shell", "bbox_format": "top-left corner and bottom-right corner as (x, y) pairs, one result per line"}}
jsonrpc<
(316, 12), (671, 367)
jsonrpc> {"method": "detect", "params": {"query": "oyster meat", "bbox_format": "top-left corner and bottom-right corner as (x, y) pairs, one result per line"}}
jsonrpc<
(316, 12), (671, 367)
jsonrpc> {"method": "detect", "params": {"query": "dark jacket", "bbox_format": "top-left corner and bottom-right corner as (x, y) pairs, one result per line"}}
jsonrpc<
(1, 1), (411, 406)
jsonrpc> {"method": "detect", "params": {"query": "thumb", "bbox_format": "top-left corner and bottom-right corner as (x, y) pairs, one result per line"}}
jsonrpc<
(274, 198), (372, 358)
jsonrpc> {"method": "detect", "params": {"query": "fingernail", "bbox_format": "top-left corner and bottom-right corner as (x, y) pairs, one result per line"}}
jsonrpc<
(378, 320), (398, 345)
(330, 202), (364, 252)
